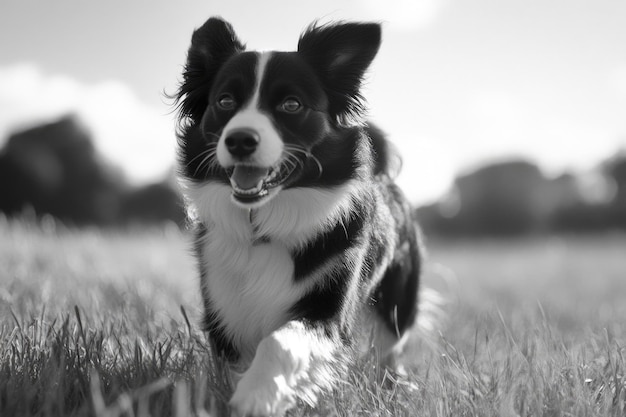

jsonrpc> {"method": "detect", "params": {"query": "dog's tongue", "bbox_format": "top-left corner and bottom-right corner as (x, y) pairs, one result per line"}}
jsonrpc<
(231, 165), (269, 190)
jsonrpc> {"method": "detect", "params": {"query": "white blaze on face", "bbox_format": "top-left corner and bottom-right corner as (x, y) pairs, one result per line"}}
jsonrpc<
(216, 52), (283, 168)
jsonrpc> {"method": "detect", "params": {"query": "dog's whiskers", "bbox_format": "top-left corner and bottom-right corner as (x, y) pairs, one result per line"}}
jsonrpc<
(202, 131), (221, 141)
(283, 145), (323, 179)
(187, 143), (217, 167)
(203, 152), (222, 176)
(308, 154), (323, 179)
(198, 152), (222, 177)
(189, 143), (220, 178)
(282, 152), (302, 170)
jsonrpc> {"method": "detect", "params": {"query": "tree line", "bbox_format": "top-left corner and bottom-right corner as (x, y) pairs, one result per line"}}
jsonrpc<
(416, 156), (626, 236)
(0, 115), (185, 227)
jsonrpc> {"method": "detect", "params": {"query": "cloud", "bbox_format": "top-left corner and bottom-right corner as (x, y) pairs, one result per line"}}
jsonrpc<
(360, 0), (448, 31)
(457, 89), (625, 176)
(0, 64), (80, 133)
(0, 63), (176, 184)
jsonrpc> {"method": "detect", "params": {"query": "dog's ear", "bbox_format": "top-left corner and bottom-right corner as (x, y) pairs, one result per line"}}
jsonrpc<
(298, 22), (381, 123)
(175, 17), (245, 123)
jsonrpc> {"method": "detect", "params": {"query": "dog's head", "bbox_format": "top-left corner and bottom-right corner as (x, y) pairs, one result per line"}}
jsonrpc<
(174, 17), (381, 208)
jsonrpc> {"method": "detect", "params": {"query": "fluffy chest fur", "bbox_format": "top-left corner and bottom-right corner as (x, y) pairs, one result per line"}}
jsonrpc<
(199, 228), (302, 356)
(188, 180), (361, 357)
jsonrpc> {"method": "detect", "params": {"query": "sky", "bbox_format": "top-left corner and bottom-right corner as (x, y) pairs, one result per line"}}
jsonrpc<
(1, 0), (625, 204)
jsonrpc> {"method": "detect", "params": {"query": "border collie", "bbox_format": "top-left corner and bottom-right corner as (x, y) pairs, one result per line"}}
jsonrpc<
(173, 17), (423, 416)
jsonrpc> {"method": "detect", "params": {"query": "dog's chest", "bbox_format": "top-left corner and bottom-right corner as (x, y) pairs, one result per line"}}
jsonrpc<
(200, 227), (303, 355)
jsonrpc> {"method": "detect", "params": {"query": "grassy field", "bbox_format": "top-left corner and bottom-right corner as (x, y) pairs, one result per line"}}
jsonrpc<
(1, 217), (626, 416)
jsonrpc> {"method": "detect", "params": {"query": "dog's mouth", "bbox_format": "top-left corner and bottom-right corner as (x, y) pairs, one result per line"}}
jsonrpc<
(226, 163), (296, 204)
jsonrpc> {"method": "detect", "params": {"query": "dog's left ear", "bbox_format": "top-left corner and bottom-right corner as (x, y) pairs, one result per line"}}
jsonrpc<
(298, 22), (381, 123)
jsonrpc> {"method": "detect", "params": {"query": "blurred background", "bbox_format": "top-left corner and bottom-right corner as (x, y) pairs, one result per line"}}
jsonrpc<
(1, 0), (625, 236)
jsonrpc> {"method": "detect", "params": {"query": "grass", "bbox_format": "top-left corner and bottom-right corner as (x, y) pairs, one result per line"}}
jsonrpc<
(1, 216), (626, 416)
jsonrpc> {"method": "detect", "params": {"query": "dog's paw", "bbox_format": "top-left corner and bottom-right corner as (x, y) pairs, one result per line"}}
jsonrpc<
(229, 374), (295, 417)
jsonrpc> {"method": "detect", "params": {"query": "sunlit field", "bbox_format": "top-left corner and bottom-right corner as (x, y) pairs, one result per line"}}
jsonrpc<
(1, 217), (625, 416)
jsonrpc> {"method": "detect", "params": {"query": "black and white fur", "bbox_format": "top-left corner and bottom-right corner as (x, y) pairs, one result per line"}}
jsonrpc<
(174, 17), (422, 417)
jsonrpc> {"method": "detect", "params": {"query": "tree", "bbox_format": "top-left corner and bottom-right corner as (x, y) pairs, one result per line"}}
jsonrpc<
(0, 115), (124, 225)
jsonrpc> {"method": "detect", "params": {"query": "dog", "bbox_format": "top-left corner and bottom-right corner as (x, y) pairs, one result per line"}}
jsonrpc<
(173, 17), (423, 416)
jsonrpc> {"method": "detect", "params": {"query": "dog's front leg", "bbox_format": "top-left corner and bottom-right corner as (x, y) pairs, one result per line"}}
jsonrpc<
(229, 321), (334, 417)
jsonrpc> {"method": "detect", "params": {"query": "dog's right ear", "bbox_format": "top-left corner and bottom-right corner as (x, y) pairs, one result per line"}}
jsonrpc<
(175, 17), (245, 123)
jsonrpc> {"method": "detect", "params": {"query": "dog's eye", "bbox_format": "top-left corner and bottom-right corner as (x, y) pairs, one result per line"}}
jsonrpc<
(217, 94), (236, 110)
(279, 97), (302, 113)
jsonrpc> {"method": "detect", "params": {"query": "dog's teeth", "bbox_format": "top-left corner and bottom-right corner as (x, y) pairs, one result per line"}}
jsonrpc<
(232, 180), (264, 195)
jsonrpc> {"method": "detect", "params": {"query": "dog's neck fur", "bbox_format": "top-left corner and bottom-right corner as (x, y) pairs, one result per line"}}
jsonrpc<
(183, 179), (362, 249)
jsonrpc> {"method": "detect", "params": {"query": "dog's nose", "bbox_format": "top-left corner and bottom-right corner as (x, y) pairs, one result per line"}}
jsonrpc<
(225, 129), (260, 158)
